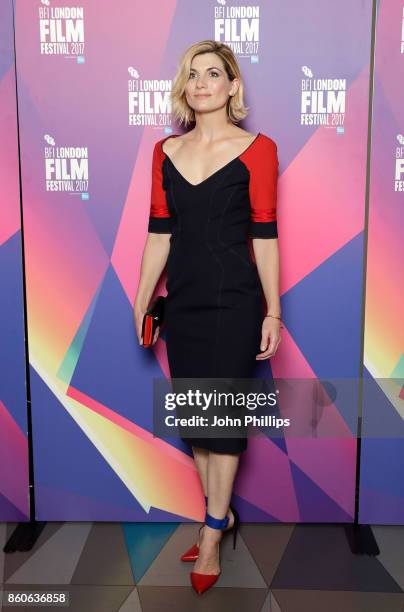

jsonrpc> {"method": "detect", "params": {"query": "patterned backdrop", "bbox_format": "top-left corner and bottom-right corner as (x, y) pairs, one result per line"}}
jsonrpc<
(1, 0), (400, 523)
(0, 0), (29, 521)
(358, 0), (404, 524)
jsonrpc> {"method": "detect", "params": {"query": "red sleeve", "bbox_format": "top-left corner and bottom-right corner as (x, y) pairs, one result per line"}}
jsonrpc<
(148, 139), (172, 234)
(240, 135), (279, 239)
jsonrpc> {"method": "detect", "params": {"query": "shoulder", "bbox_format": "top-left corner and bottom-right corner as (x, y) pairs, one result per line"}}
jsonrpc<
(152, 135), (174, 165)
(155, 133), (184, 156)
(240, 132), (278, 165)
(257, 132), (277, 151)
(254, 133), (279, 165)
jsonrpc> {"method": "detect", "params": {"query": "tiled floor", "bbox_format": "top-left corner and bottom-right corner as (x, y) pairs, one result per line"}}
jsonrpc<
(1, 521), (403, 611)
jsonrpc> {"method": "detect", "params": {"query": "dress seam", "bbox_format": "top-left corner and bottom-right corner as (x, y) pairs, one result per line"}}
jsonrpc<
(216, 184), (254, 269)
(205, 171), (233, 375)
(165, 158), (182, 296)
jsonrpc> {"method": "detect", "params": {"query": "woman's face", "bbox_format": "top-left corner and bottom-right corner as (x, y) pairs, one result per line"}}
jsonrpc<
(184, 52), (238, 116)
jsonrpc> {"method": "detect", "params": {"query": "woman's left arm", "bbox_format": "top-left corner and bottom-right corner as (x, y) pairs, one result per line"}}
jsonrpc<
(241, 134), (281, 359)
(253, 237), (282, 359)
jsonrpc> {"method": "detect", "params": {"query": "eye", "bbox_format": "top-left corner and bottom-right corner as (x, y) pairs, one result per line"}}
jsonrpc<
(210, 71), (219, 77)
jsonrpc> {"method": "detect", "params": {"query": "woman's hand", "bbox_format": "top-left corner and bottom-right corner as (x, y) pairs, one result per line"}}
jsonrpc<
(133, 304), (145, 345)
(256, 316), (282, 359)
(134, 303), (160, 346)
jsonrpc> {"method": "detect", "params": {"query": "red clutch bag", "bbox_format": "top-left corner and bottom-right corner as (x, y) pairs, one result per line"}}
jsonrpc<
(141, 296), (165, 347)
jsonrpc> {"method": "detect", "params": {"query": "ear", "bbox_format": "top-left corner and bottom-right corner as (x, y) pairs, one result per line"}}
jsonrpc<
(229, 78), (240, 96)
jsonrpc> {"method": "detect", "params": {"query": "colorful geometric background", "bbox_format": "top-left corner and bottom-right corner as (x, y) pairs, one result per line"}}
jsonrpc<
(0, 0), (29, 521)
(358, 0), (404, 524)
(2, 0), (401, 523)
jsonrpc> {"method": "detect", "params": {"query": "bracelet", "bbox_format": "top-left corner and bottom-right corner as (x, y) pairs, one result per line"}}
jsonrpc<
(265, 313), (284, 328)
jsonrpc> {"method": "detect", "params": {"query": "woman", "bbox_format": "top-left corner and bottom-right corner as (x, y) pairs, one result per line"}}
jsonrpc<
(134, 40), (281, 595)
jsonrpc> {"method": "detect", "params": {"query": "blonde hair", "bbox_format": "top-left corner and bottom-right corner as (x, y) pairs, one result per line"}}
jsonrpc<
(170, 40), (249, 127)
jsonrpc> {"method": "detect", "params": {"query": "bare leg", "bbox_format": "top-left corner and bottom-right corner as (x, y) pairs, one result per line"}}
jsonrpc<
(192, 446), (209, 496)
(193, 451), (240, 574)
(191, 446), (209, 548)
(191, 446), (236, 548)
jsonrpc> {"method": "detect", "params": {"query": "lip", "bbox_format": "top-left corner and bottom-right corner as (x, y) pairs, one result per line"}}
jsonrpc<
(195, 94), (211, 97)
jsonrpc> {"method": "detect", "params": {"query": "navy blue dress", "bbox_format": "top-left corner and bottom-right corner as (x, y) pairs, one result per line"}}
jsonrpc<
(148, 132), (279, 453)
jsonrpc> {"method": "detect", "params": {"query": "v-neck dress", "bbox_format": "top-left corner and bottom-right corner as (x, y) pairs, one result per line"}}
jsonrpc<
(148, 132), (279, 454)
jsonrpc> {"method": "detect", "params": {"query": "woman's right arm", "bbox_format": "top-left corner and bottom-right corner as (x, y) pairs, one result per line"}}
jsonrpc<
(134, 232), (170, 344)
(134, 138), (172, 345)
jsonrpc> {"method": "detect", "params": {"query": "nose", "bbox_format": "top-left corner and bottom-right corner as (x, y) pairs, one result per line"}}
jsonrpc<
(195, 76), (208, 88)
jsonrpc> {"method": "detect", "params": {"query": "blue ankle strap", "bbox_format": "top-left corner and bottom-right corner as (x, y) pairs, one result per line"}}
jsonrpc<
(205, 510), (229, 530)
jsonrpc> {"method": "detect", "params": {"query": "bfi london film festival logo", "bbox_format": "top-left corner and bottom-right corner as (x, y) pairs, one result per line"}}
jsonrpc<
(214, 0), (260, 62)
(395, 134), (404, 191)
(128, 67), (172, 128)
(301, 66), (346, 134)
(38, 0), (85, 62)
(44, 134), (89, 200)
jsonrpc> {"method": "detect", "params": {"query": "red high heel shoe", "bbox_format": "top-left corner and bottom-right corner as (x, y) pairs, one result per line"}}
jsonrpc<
(180, 525), (203, 562)
(190, 508), (240, 595)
